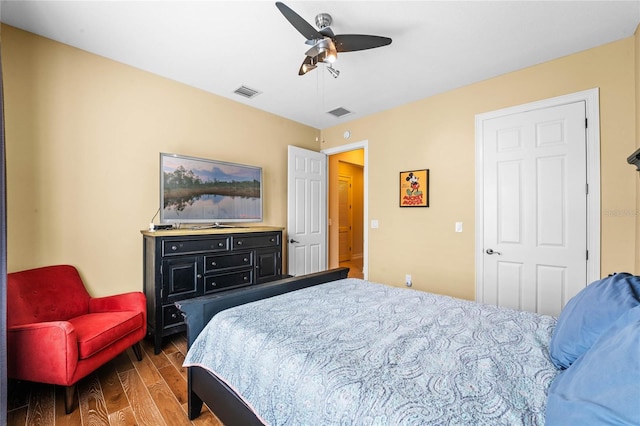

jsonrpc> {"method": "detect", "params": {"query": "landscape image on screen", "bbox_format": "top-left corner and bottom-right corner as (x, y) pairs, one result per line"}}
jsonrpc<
(161, 154), (262, 223)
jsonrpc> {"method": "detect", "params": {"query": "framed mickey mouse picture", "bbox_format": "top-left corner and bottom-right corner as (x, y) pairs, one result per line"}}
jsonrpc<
(399, 169), (429, 207)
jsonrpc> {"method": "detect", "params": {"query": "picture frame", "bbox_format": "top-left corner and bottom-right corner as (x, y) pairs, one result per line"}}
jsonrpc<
(400, 169), (429, 207)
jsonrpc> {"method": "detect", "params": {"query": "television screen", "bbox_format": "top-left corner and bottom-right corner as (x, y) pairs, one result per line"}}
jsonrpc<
(160, 153), (263, 225)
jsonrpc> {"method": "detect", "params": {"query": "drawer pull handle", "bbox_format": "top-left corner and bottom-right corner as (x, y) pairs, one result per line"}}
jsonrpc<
(171, 245), (178, 251)
(197, 274), (202, 279)
(243, 258), (248, 262)
(243, 276), (248, 281)
(211, 282), (217, 287)
(218, 242), (224, 247)
(211, 262), (217, 266)
(171, 313), (178, 319)
(237, 241), (243, 245)
(270, 238), (275, 242)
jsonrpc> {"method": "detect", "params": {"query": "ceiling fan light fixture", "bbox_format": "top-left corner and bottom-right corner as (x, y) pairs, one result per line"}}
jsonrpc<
(299, 56), (319, 75)
(301, 63), (317, 75)
(318, 39), (337, 63)
(325, 44), (337, 63)
(309, 38), (337, 64)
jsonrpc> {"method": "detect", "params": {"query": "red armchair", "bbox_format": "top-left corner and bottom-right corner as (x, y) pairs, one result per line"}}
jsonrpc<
(7, 265), (146, 413)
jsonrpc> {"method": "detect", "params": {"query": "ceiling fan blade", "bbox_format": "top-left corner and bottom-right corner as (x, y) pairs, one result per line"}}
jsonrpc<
(276, 2), (323, 41)
(333, 34), (392, 52)
(298, 57), (317, 76)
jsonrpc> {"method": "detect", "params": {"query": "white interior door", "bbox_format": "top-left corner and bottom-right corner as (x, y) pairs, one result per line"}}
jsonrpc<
(287, 146), (327, 276)
(480, 101), (588, 316)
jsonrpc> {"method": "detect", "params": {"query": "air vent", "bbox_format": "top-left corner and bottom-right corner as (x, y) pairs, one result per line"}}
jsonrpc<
(233, 85), (261, 99)
(327, 107), (352, 118)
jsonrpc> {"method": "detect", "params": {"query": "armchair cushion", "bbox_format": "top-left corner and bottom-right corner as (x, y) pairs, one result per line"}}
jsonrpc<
(69, 310), (145, 359)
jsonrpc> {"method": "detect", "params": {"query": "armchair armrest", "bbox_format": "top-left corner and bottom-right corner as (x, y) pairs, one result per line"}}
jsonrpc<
(7, 321), (79, 385)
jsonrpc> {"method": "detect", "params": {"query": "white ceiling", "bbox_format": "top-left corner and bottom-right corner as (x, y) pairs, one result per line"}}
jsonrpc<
(1, 1), (639, 129)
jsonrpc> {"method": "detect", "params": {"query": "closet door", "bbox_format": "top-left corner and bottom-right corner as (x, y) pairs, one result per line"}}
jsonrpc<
(480, 101), (588, 316)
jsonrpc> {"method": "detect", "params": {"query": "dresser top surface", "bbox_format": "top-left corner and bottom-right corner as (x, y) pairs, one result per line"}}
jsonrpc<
(141, 225), (284, 238)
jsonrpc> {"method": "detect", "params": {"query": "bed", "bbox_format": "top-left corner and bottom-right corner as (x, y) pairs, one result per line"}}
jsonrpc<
(178, 268), (640, 425)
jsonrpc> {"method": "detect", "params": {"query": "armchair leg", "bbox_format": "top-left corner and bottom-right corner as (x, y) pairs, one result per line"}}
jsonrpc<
(132, 341), (143, 361)
(64, 384), (77, 414)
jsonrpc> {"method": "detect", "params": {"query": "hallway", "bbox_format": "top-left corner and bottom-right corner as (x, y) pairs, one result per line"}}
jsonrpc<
(339, 257), (364, 279)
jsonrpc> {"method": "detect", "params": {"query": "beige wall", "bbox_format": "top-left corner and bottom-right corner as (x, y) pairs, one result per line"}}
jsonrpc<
(2, 25), (318, 296)
(321, 36), (638, 300)
(4, 24), (640, 301)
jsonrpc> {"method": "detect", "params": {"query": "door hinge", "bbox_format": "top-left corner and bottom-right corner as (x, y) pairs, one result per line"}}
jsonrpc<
(586, 250), (589, 261)
(585, 118), (588, 128)
(586, 183), (589, 195)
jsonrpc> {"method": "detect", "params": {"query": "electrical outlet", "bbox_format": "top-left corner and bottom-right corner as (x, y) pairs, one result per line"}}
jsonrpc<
(405, 274), (412, 287)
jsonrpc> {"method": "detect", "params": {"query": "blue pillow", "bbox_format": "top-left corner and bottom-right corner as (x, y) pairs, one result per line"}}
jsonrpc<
(546, 306), (640, 425)
(549, 273), (640, 369)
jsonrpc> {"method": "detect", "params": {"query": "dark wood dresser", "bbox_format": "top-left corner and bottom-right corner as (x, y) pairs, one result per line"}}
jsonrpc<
(141, 226), (283, 354)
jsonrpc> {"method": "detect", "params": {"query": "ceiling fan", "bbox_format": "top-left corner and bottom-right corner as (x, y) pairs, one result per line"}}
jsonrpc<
(275, 2), (392, 77)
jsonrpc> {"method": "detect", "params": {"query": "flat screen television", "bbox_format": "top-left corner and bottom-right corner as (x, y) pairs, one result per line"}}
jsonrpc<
(160, 153), (263, 226)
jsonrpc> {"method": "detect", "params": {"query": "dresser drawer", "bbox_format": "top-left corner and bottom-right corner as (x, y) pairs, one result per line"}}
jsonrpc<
(162, 237), (230, 256)
(232, 233), (280, 250)
(205, 252), (253, 273)
(163, 304), (184, 328)
(205, 270), (253, 293)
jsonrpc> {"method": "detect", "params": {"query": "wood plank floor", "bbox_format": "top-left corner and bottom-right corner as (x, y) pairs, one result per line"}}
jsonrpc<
(339, 256), (364, 279)
(7, 333), (223, 426)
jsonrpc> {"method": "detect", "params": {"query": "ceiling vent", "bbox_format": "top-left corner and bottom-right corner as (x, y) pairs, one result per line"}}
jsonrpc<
(233, 85), (261, 99)
(327, 107), (352, 118)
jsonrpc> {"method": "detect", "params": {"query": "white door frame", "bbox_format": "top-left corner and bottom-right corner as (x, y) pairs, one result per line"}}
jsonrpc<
(322, 140), (369, 280)
(475, 88), (601, 301)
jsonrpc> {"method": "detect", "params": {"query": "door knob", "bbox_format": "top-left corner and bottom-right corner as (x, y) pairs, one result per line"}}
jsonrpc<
(486, 248), (502, 255)
(289, 239), (300, 244)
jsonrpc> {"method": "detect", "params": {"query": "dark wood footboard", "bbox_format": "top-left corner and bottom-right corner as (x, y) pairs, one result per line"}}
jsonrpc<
(176, 267), (350, 422)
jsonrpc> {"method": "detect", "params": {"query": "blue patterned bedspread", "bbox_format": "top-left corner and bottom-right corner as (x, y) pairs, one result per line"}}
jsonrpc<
(184, 279), (558, 425)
